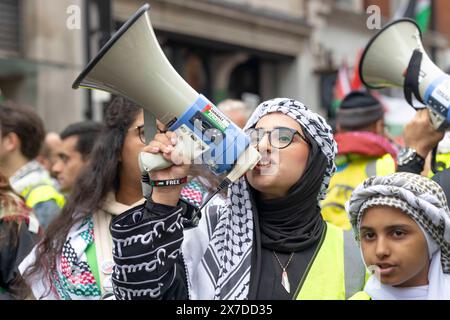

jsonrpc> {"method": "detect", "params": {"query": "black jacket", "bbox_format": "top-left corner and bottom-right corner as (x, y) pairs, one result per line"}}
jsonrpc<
(0, 217), (40, 299)
(110, 200), (193, 300)
(432, 168), (450, 209)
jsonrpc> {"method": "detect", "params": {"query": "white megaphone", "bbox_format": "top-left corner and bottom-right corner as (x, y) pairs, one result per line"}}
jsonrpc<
(72, 4), (261, 193)
(360, 18), (450, 130)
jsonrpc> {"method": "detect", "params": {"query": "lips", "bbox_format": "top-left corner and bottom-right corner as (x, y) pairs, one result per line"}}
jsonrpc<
(375, 263), (397, 276)
(254, 158), (273, 171)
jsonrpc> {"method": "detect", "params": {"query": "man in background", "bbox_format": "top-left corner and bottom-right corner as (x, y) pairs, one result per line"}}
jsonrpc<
(321, 91), (397, 229)
(217, 99), (251, 129)
(52, 121), (104, 194)
(36, 132), (62, 180)
(0, 101), (65, 229)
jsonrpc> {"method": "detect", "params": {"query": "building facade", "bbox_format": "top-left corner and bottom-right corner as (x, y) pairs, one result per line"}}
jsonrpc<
(0, 0), (449, 131)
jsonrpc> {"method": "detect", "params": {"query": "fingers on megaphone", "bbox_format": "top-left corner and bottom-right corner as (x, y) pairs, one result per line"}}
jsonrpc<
(146, 132), (177, 153)
(169, 147), (191, 166)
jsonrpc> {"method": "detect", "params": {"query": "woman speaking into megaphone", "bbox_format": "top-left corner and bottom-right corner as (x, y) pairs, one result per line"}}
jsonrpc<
(110, 98), (368, 300)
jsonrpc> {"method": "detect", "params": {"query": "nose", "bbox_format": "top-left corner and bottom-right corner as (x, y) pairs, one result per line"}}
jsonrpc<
(375, 236), (390, 260)
(52, 160), (62, 175)
(256, 132), (272, 153)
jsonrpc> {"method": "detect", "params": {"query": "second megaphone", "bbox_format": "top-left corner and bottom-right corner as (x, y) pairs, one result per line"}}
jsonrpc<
(360, 18), (450, 130)
(72, 4), (260, 183)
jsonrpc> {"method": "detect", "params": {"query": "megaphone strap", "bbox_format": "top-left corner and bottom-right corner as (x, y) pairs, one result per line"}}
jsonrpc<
(404, 49), (425, 108)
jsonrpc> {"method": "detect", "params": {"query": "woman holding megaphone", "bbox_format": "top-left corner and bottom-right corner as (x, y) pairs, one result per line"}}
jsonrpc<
(110, 98), (367, 300)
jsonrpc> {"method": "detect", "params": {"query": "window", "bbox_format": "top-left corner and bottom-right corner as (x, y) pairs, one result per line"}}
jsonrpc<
(335, 0), (363, 12)
(0, 0), (20, 54)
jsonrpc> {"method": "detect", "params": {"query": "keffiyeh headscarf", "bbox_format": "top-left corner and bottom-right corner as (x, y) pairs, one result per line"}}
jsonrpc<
(190, 98), (337, 299)
(347, 172), (450, 300)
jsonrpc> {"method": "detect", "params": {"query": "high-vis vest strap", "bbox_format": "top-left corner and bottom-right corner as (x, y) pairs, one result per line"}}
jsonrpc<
(348, 291), (371, 300)
(21, 183), (65, 209)
(429, 153), (450, 177)
(343, 230), (366, 298)
(295, 223), (366, 300)
(374, 153), (396, 177)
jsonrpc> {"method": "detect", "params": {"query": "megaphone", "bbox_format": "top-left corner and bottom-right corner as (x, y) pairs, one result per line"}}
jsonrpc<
(360, 18), (450, 131)
(72, 4), (260, 189)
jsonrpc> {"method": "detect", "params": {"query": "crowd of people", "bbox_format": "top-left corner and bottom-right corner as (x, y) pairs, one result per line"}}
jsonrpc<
(0, 90), (449, 300)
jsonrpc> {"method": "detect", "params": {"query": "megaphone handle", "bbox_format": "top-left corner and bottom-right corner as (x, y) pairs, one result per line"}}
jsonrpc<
(139, 125), (207, 172)
(139, 151), (174, 172)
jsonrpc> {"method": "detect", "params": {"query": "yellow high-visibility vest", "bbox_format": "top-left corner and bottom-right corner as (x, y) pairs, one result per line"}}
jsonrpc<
(295, 223), (367, 300)
(429, 153), (450, 177)
(20, 182), (65, 209)
(348, 291), (371, 300)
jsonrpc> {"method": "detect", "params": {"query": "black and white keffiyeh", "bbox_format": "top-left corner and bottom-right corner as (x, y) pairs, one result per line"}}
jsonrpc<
(185, 98), (337, 299)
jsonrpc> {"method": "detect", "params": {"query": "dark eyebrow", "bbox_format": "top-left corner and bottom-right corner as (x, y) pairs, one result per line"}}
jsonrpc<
(360, 224), (412, 232)
(385, 224), (412, 231)
(273, 126), (296, 130)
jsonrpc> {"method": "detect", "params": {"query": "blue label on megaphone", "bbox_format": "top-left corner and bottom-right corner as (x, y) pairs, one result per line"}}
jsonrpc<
(169, 95), (250, 175)
(424, 74), (450, 127)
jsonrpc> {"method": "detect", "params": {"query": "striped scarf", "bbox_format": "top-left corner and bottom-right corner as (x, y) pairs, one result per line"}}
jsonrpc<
(52, 217), (101, 299)
(51, 179), (207, 300)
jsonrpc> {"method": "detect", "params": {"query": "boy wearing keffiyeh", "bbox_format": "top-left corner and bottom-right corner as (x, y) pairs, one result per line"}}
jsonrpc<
(348, 172), (450, 300)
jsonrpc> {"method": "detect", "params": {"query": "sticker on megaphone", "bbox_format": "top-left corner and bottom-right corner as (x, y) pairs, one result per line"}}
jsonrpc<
(424, 75), (450, 130)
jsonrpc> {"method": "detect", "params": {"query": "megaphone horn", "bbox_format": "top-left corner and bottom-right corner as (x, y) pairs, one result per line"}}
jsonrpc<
(360, 18), (450, 130)
(72, 4), (261, 190)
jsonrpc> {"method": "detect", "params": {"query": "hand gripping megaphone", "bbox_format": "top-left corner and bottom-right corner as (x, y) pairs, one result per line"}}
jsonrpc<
(72, 4), (261, 196)
(360, 18), (450, 131)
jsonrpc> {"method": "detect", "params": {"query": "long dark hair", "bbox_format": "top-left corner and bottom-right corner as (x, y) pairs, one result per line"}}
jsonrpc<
(24, 97), (141, 297)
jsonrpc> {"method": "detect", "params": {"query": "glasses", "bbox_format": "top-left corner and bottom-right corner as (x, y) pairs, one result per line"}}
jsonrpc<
(129, 125), (146, 144)
(245, 127), (310, 149)
(130, 124), (167, 144)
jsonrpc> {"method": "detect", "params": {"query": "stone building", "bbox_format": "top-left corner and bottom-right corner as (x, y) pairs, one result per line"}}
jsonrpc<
(0, 0), (449, 130)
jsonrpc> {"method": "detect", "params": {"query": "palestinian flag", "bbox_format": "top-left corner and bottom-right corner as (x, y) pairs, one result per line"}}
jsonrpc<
(350, 49), (364, 91)
(331, 62), (351, 116)
(395, 0), (432, 33)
